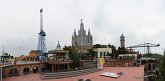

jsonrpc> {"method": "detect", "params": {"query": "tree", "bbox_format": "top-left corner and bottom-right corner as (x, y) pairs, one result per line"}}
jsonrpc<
(108, 44), (118, 58)
(87, 49), (97, 60)
(118, 47), (128, 54)
(160, 51), (165, 80)
(156, 50), (165, 81)
(63, 46), (81, 68)
(71, 52), (81, 68)
(93, 44), (103, 48)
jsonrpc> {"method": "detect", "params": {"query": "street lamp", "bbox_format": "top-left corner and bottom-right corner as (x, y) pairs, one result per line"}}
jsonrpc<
(0, 66), (2, 81)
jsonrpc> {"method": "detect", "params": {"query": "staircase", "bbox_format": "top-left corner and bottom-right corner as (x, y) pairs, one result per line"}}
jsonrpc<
(41, 68), (100, 79)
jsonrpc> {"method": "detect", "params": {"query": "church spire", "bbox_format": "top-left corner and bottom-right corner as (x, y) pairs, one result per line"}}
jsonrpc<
(74, 28), (76, 35)
(80, 19), (84, 31)
(56, 41), (61, 50)
(88, 28), (91, 35)
(120, 33), (125, 38)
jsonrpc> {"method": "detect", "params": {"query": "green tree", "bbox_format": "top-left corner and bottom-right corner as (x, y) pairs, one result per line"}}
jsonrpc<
(108, 44), (117, 58)
(71, 52), (81, 68)
(156, 50), (165, 81)
(93, 44), (103, 48)
(63, 46), (81, 68)
(118, 47), (128, 54)
(160, 51), (165, 80)
(87, 49), (97, 60)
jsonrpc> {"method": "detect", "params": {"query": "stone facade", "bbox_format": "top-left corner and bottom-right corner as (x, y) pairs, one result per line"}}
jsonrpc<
(1, 62), (46, 78)
(72, 20), (93, 53)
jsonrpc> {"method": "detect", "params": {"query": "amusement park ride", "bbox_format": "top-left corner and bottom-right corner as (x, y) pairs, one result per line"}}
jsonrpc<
(127, 43), (160, 56)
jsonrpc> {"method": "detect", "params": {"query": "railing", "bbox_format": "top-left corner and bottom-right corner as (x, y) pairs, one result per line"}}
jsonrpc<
(0, 63), (13, 67)
(46, 60), (72, 64)
(16, 61), (40, 64)
(0, 61), (41, 67)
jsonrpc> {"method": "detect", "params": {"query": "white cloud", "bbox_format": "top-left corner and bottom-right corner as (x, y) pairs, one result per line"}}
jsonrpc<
(0, 0), (165, 56)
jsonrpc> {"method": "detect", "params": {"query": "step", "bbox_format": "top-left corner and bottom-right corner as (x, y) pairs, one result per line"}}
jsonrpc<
(41, 68), (100, 80)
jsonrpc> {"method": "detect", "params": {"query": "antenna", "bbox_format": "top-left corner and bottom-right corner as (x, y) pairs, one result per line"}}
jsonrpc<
(40, 8), (43, 31)
(2, 41), (5, 55)
(143, 33), (146, 54)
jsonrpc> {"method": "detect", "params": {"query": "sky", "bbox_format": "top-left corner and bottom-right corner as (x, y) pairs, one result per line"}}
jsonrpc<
(0, 0), (165, 56)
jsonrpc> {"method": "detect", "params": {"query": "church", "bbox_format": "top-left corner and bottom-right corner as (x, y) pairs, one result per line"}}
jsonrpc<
(72, 20), (93, 53)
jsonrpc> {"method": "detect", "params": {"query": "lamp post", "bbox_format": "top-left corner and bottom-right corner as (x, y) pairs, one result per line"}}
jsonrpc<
(0, 66), (2, 81)
(0, 58), (2, 81)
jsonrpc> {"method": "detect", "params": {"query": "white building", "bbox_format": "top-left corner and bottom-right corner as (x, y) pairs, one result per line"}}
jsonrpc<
(96, 48), (112, 70)
(97, 48), (112, 58)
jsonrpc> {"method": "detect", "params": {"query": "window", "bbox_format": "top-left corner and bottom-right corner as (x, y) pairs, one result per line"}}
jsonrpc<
(153, 64), (155, 70)
(104, 52), (106, 56)
(148, 64), (151, 71)
(100, 52), (102, 57)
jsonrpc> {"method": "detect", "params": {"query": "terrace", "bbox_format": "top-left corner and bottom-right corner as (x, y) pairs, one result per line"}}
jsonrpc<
(3, 66), (144, 81)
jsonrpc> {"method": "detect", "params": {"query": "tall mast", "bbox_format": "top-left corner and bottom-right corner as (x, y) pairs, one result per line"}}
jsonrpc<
(38, 8), (47, 61)
(2, 41), (5, 55)
(40, 8), (43, 31)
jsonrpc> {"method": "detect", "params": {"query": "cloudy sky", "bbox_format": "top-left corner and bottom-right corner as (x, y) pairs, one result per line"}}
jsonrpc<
(0, 0), (165, 56)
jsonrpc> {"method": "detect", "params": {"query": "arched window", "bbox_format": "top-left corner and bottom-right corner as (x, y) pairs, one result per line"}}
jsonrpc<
(41, 65), (46, 72)
(148, 64), (151, 71)
(23, 67), (30, 75)
(33, 66), (38, 73)
(153, 64), (155, 70)
(9, 68), (18, 77)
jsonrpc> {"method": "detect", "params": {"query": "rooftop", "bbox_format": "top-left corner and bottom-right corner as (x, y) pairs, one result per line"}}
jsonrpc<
(3, 66), (144, 81)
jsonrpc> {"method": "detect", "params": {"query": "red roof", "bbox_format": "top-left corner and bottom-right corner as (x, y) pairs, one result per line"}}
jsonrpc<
(4, 66), (144, 81)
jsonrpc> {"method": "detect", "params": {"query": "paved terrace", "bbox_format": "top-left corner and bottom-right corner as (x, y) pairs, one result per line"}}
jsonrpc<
(3, 66), (144, 81)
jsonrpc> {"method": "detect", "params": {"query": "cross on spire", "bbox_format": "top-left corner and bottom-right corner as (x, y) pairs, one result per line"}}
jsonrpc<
(80, 19), (84, 31)
(40, 8), (43, 13)
(81, 19), (83, 23)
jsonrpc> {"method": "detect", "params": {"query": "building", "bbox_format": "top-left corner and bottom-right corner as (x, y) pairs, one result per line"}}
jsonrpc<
(16, 50), (39, 62)
(0, 44), (14, 64)
(72, 20), (93, 53)
(97, 48), (112, 58)
(0, 53), (14, 64)
(28, 50), (39, 61)
(16, 55), (26, 61)
(96, 48), (112, 69)
(120, 33), (125, 48)
(48, 41), (69, 61)
(118, 34), (128, 54)
(47, 41), (71, 72)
